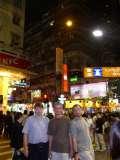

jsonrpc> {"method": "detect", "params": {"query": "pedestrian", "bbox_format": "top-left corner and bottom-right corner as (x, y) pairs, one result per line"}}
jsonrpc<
(22, 102), (49, 160)
(4, 111), (13, 138)
(69, 104), (94, 160)
(110, 120), (120, 160)
(10, 112), (23, 160)
(95, 113), (106, 151)
(22, 110), (28, 126)
(48, 102), (72, 160)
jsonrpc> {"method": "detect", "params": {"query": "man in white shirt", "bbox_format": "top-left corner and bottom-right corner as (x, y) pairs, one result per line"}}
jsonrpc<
(22, 102), (49, 160)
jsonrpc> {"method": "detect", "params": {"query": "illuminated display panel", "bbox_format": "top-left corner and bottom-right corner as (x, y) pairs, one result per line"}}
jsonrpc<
(103, 67), (120, 77)
(65, 100), (82, 108)
(84, 67), (120, 78)
(70, 82), (107, 98)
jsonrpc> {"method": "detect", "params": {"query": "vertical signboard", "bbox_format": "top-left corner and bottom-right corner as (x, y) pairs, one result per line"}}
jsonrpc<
(56, 48), (63, 74)
(62, 64), (69, 92)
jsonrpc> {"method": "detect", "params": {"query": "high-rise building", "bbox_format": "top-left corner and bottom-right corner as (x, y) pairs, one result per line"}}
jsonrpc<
(88, 0), (120, 65)
(24, 0), (94, 96)
(24, 0), (120, 97)
(0, 0), (26, 56)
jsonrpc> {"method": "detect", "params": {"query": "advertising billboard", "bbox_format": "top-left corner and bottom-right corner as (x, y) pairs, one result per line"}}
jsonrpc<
(84, 67), (120, 78)
(70, 82), (107, 99)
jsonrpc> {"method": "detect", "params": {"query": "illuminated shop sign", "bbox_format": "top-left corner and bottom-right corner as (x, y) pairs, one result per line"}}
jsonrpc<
(70, 75), (78, 83)
(102, 67), (120, 77)
(93, 67), (102, 77)
(70, 82), (107, 99)
(0, 52), (30, 69)
(84, 67), (120, 78)
(62, 64), (69, 92)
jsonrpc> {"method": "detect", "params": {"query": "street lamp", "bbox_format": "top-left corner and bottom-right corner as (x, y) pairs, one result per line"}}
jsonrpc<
(65, 20), (73, 27)
(92, 29), (103, 37)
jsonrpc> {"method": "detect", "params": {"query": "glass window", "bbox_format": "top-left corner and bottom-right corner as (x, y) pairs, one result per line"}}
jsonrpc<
(12, 13), (21, 26)
(11, 32), (21, 46)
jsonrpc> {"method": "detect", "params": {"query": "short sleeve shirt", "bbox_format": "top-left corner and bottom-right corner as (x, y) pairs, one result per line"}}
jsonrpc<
(69, 117), (93, 151)
(48, 117), (70, 153)
(22, 115), (49, 144)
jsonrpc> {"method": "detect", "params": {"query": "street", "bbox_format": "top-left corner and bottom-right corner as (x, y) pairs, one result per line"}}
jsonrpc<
(0, 137), (11, 160)
(0, 137), (110, 160)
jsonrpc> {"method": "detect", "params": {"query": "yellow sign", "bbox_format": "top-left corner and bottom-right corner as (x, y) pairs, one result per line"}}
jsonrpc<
(84, 67), (120, 78)
(84, 68), (93, 78)
(103, 67), (120, 77)
(65, 100), (84, 108)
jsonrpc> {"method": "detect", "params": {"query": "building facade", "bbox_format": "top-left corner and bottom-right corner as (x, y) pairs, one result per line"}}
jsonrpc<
(0, 0), (25, 56)
(24, 0), (120, 99)
(24, 0), (94, 98)
(0, 1), (32, 111)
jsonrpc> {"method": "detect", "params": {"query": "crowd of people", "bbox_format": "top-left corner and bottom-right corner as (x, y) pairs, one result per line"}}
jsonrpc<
(0, 103), (120, 160)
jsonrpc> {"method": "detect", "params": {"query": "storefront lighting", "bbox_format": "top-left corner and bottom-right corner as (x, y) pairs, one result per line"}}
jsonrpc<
(0, 71), (11, 77)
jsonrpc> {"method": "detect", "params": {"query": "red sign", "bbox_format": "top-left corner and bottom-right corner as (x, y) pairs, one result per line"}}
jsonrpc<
(62, 64), (69, 92)
(0, 52), (30, 69)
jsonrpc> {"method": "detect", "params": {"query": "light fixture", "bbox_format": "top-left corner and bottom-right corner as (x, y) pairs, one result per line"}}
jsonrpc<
(66, 20), (73, 27)
(92, 29), (103, 37)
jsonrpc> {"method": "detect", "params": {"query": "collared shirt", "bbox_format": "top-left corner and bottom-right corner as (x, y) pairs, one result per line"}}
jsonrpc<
(22, 115), (49, 144)
(69, 117), (93, 152)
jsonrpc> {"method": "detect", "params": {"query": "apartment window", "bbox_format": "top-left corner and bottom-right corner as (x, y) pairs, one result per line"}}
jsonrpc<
(11, 33), (21, 46)
(13, 0), (22, 9)
(12, 13), (21, 26)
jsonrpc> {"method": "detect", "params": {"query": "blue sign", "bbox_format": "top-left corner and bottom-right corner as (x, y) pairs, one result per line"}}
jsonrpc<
(93, 68), (102, 77)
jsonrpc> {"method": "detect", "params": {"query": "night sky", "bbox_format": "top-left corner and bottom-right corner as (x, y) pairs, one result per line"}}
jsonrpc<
(25, 0), (58, 26)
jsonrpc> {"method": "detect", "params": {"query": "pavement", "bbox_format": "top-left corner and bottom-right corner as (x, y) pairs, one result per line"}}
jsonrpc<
(0, 137), (110, 160)
(0, 137), (11, 160)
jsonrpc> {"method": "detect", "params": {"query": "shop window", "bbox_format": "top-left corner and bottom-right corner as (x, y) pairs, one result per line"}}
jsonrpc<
(11, 33), (21, 46)
(13, 0), (22, 9)
(12, 13), (21, 26)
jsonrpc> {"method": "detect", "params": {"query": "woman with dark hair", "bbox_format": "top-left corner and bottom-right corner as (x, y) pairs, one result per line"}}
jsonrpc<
(110, 120), (120, 160)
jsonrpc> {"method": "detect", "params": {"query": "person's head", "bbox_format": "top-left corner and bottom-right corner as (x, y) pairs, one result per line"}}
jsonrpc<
(72, 104), (84, 117)
(24, 110), (28, 115)
(34, 102), (44, 116)
(29, 111), (34, 116)
(53, 102), (64, 118)
(96, 112), (101, 118)
(15, 112), (22, 122)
